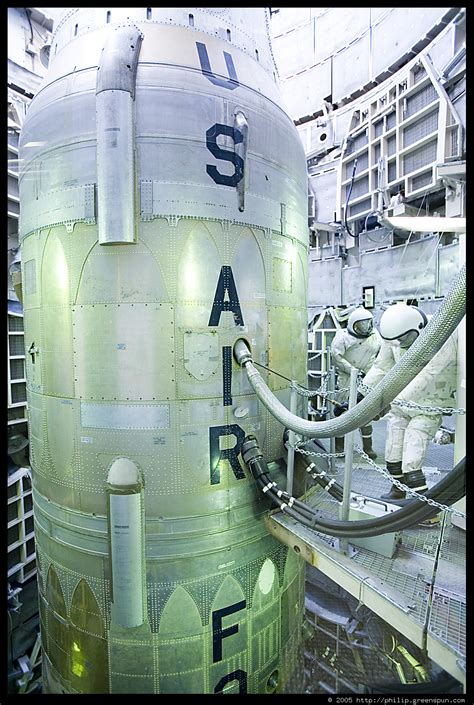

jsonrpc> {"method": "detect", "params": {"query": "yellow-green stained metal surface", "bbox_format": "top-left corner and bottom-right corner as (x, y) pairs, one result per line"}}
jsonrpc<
(20, 8), (309, 694)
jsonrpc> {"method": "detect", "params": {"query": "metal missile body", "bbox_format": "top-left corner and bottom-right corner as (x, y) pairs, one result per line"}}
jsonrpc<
(19, 7), (309, 694)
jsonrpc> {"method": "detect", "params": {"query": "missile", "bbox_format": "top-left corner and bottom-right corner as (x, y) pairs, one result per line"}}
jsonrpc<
(19, 7), (309, 694)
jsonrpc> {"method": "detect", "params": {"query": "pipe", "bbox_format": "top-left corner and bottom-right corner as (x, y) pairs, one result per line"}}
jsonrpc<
(339, 367), (358, 523)
(286, 383), (298, 494)
(329, 365), (336, 472)
(310, 461), (464, 536)
(96, 26), (143, 245)
(452, 223), (466, 527)
(234, 110), (248, 212)
(107, 457), (146, 628)
(270, 459), (464, 537)
(234, 264), (465, 438)
(305, 441), (465, 506)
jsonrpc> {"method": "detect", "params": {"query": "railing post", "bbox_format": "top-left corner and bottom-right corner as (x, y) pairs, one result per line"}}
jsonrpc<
(329, 364), (336, 473)
(286, 382), (298, 495)
(339, 366), (358, 553)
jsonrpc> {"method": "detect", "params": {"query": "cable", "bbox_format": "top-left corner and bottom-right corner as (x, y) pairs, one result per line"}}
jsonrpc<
(283, 466), (462, 536)
(24, 8), (34, 43)
(344, 158), (358, 238)
(241, 436), (465, 538)
(31, 21), (48, 44)
(395, 191), (427, 274)
(25, 7), (50, 44)
(412, 230), (444, 301)
(33, 17), (48, 44)
(363, 209), (389, 243)
(253, 360), (293, 383)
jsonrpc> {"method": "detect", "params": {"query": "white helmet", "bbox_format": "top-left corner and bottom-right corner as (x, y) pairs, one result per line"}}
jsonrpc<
(379, 303), (427, 348)
(347, 307), (374, 338)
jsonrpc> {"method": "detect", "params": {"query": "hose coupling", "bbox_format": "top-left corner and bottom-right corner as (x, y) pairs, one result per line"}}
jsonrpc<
(233, 338), (252, 366)
(241, 435), (263, 465)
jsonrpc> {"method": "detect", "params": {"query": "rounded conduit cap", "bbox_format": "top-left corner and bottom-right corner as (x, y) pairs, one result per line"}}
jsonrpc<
(107, 457), (140, 486)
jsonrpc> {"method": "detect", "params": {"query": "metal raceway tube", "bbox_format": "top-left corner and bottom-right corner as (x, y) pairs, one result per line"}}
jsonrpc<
(242, 437), (465, 538)
(234, 264), (465, 438)
(96, 25), (143, 245)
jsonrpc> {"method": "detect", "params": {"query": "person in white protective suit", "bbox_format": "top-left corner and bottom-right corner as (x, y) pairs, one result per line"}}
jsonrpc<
(331, 307), (382, 459)
(363, 303), (458, 500)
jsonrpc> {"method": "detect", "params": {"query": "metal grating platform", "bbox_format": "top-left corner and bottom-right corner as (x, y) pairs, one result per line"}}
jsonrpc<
(400, 528), (441, 558)
(437, 523), (466, 567)
(429, 593), (466, 653)
(266, 451), (465, 688)
(428, 522), (466, 666)
(349, 545), (430, 627)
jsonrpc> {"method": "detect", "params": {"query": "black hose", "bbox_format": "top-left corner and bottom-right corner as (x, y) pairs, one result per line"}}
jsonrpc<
(304, 461), (343, 500)
(251, 459), (316, 520)
(242, 435), (465, 538)
(310, 470), (343, 501)
(295, 458), (465, 535)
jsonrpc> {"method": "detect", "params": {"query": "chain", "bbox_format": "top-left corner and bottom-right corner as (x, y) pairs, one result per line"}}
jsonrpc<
(296, 374), (348, 401)
(251, 360), (344, 403)
(294, 371), (328, 399)
(321, 371), (328, 398)
(325, 387), (350, 397)
(391, 399), (465, 415)
(358, 382), (465, 416)
(254, 361), (464, 416)
(294, 383), (324, 399)
(354, 445), (466, 518)
(286, 439), (345, 459)
(264, 8), (280, 79)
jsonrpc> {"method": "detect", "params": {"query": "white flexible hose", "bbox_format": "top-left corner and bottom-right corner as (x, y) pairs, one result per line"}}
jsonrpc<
(235, 264), (465, 439)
